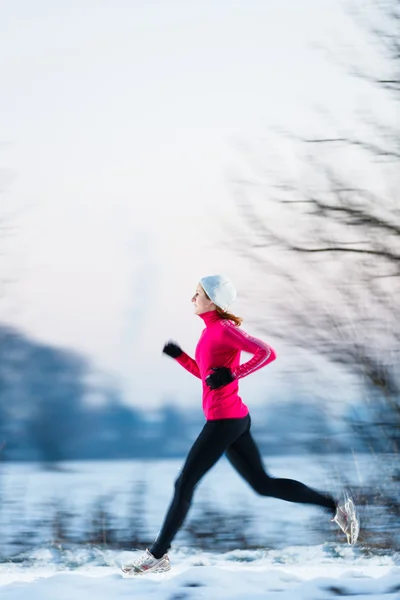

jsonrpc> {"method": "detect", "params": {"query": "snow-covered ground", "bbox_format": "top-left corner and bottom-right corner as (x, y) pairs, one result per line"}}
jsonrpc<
(1, 455), (399, 598)
(1, 546), (400, 599)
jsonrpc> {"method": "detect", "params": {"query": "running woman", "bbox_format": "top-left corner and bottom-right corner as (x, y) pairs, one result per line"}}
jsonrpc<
(122, 275), (359, 575)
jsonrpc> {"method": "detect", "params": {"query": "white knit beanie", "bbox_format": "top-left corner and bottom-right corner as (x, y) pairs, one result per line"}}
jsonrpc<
(200, 275), (237, 311)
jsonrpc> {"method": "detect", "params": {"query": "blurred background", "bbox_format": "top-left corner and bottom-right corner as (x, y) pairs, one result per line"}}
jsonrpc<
(0, 0), (399, 562)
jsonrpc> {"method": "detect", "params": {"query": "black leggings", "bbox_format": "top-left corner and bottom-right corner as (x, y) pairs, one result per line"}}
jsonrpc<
(150, 414), (336, 558)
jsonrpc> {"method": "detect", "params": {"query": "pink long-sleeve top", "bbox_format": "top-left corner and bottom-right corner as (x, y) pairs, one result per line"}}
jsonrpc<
(175, 310), (276, 420)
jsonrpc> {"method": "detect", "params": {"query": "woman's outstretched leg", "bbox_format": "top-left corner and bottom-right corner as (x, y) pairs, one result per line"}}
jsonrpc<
(225, 423), (336, 514)
(149, 416), (250, 559)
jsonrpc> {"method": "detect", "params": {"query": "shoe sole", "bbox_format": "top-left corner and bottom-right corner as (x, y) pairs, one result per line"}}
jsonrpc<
(121, 563), (171, 576)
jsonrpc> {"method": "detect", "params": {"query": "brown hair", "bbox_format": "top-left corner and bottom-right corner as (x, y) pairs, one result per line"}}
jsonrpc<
(203, 288), (243, 326)
(215, 306), (243, 326)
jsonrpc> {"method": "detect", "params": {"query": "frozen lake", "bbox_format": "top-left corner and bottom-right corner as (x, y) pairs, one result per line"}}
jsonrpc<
(0, 451), (398, 565)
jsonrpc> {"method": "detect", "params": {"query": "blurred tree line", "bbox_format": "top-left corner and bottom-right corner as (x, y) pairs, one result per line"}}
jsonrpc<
(0, 323), (199, 462)
(0, 322), (364, 463)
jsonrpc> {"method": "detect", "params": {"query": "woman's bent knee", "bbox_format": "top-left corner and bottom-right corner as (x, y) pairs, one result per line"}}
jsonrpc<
(252, 476), (276, 497)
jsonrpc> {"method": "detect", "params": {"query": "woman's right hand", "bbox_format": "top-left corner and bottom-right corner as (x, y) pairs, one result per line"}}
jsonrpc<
(162, 341), (183, 358)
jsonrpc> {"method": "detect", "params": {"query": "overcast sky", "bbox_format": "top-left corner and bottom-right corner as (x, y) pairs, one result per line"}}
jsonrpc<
(0, 0), (384, 409)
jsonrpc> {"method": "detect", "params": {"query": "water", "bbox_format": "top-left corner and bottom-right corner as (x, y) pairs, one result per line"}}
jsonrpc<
(0, 453), (398, 565)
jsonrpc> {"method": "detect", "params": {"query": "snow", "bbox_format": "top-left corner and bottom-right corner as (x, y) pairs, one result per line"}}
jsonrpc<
(1, 547), (400, 599)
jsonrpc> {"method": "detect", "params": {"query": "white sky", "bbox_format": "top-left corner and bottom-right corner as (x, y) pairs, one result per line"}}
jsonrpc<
(0, 0), (387, 408)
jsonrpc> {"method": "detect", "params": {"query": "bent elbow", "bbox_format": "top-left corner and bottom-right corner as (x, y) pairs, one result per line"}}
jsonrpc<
(268, 346), (277, 363)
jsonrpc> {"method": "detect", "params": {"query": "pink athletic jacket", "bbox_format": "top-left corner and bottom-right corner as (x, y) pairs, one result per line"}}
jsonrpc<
(175, 310), (277, 420)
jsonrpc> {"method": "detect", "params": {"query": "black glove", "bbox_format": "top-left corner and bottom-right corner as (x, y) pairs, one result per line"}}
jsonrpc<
(163, 341), (183, 358)
(206, 367), (235, 390)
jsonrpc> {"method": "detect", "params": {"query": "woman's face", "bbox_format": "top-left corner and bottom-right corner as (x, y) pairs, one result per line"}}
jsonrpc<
(192, 284), (215, 315)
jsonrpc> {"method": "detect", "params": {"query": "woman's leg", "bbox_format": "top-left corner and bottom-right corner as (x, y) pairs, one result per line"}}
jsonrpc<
(150, 415), (249, 558)
(225, 421), (336, 513)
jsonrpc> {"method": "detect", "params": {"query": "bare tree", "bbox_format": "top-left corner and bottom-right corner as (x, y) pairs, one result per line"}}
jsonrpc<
(228, 0), (400, 453)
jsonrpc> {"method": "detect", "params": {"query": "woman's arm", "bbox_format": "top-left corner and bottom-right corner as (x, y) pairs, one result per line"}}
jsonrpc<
(221, 320), (276, 379)
(163, 341), (201, 379)
(175, 352), (201, 379)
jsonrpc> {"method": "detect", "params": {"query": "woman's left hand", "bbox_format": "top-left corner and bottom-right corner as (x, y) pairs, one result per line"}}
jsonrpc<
(205, 367), (235, 390)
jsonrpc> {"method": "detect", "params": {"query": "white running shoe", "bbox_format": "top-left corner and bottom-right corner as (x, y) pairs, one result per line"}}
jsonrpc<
(121, 549), (171, 575)
(332, 488), (360, 545)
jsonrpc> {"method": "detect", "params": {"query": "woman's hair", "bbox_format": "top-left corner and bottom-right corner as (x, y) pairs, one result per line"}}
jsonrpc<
(215, 305), (243, 326)
(203, 288), (243, 326)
